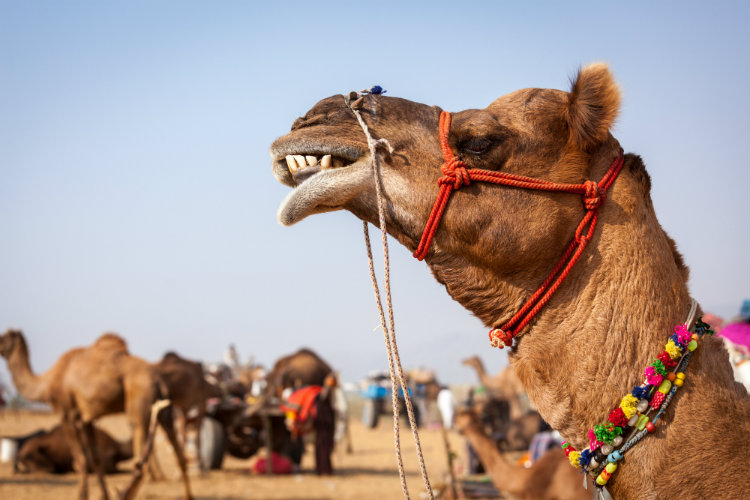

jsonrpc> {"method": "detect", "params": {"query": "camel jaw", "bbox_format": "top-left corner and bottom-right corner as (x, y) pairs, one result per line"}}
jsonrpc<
(271, 144), (372, 226)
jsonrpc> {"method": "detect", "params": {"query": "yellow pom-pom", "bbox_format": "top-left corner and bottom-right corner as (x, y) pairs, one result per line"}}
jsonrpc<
(568, 451), (581, 468)
(665, 340), (682, 360)
(619, 394), (638, 419)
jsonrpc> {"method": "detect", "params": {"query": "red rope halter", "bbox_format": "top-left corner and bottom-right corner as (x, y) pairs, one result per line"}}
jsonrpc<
(414, 111), (624, 348)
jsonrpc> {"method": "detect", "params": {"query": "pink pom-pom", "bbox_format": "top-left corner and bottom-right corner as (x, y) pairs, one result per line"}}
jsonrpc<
(588, 428), (603, 450)
(644, 366), (663, 385)
(675, 324), (691, 345)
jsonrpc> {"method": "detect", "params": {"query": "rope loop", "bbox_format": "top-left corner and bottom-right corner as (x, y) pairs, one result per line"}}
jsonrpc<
(583, 180), (606, 210)
(489, 328), (513, 349)
(439, 159), (471, 189)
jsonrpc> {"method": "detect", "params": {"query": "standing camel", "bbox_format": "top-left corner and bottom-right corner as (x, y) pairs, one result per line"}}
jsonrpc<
(455, 408), (586, 500)
(155, 351), (210, 472)
(0, 329), (193, 500)
(270, 64), (750, 499)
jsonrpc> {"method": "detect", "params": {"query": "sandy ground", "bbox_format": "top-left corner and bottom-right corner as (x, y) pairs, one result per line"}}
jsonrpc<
(0, 409), (477, 500)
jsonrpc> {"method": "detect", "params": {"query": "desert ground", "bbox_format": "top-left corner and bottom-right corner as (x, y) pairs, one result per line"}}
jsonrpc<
(0, 408), (488, 500)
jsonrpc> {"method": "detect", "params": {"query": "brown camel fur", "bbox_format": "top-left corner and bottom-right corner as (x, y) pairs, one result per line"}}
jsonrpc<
(0, 329), (193, 500)
(265, 348), (333, 398)
(154, 351), (210, 472)
(455, 409), (586, 500)
(462, 356), (528, 419)
(15, 424), (133, 474)
(270, 64), (750, 499)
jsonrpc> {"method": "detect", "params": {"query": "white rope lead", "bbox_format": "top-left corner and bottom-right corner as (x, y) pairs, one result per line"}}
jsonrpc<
(349, 96), (434, 500)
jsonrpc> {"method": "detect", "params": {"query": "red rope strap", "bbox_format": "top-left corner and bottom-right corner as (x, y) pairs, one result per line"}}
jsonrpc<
(414, 111), (624, 349)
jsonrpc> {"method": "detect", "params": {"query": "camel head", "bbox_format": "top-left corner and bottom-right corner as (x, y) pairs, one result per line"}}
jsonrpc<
(0, 329), (25, 359)
(272, 64), (623, 326)
(453, 407), (482, 436)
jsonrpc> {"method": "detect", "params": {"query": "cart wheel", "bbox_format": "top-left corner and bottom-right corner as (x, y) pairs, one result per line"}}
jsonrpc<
(199, 417), (226, 470)
(362, 398), (379, 429)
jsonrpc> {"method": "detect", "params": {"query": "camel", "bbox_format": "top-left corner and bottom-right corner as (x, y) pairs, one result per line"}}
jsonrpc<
(265, 348), (333, 398)
(154, 351), (210, 472)
(454, 409), (586, 500)
(15, 424), (133, 474)
(0, 329), (193, 500)
(270, 64), (750, 499)
(462, 356), (528, 419)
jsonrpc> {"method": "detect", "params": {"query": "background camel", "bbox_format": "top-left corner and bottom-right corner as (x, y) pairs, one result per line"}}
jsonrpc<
(271, 64), (750, 499)
(0, 329), (192, 500)
(14, 424), (132, 475)
(264, 348), (333, 398)
(454, 409), (586, 500)
(462, 356), (529, 419)
(154, 351), (210, 472)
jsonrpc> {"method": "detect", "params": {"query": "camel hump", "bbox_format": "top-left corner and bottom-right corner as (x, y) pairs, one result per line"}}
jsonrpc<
(94, 333), (129, 353)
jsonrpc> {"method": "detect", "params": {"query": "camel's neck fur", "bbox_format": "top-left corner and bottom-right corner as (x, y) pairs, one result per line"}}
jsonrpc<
(430, 156), (749, 499)
(6, 336), (52, 402)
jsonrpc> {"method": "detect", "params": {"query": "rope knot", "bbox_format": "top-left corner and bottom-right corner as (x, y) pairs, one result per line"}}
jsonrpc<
(489, 328), (513, 349)
(439, 159), (471, 189)
(583, 180), (605, 210)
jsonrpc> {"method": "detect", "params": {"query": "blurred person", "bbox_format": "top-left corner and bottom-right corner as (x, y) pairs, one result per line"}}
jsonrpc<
(717, 300), (750, 393)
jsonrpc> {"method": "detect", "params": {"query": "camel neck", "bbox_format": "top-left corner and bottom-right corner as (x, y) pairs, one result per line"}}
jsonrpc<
(8, 340), (48, 402)
(460, 422), (525, 495)
(428, 155), (694, 443)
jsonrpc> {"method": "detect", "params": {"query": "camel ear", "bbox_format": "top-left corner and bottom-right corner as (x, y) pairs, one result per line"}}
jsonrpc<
(565, 63), (620, 148)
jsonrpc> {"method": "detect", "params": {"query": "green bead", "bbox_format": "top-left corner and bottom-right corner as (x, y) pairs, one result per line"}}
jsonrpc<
(658, 379), (672, 394)
(636, 414), (650, 431)
(596, 475), (607, 486)
(605, 462), (618, 474)
(688, 340), (698, 351)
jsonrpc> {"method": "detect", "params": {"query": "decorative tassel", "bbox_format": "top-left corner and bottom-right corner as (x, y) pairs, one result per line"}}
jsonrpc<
(631, 386), (649, 400)
(594, 423), (623, 444)
(588, 429), (603, 450)
(608, 407), (628, 427)
(650, 391), (666, 409)
(665, 340), (682, 360)
(620, 394), (639, 418)
(644, 366), (663, 385)
(657, 351), (677, 370)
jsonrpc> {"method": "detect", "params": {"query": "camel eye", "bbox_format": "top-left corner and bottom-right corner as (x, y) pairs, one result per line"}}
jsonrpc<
(461, 137), (492, 155)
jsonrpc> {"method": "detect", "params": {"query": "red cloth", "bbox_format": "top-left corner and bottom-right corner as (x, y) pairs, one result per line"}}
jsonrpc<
(253, 452), (293, 474)
(280, 386), (323, 436)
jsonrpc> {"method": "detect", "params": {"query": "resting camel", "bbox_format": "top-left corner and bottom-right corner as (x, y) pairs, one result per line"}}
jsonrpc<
(270, 64), (750, 499)
(15, 424), (133, 474)
(462, 356), (528, 419)
(455, 408), (586, 500)
(0, 329), (193, 500)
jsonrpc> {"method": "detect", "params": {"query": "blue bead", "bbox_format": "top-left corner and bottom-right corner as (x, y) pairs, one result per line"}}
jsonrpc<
(607, 450), (623, 463)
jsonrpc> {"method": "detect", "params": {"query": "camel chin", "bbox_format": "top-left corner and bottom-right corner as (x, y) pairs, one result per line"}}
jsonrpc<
(274, 155), (372, 226)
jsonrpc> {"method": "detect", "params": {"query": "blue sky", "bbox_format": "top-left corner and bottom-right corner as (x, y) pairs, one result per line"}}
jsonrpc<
(1, 1), (748, 389)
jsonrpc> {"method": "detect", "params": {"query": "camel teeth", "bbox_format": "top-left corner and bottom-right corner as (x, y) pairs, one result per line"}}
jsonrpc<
(305, 155), (318, 167)
(320, 154), (332, 169)
(285, 155), (298, 173)
(293, 155), (307, 170)
(333, 157), (344, 168)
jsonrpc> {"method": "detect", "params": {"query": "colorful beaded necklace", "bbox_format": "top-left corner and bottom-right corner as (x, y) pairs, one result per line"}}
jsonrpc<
(560, 299), (714, 496)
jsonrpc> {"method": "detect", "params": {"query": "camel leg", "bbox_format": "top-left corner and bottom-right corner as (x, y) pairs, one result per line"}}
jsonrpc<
(82, 421), (110, 500)
(63, 413), (90, 500)
(157, 404), (193, 500)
